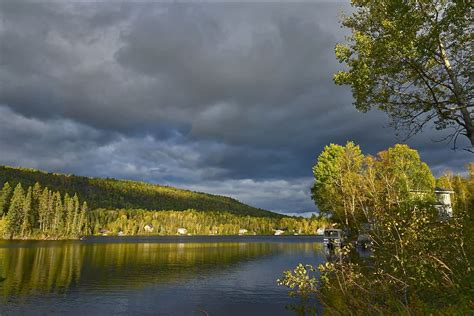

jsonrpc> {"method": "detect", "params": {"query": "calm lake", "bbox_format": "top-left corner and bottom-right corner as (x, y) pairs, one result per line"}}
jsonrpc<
(0, 236), (326, 316)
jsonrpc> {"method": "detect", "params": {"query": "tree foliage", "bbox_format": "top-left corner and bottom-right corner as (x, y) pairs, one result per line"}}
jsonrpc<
(87, 209), (325, 237)
(0, 165), (278, 218)
(5, 183), (25, 238)
(312, 143), (434, 231)
(282, 143), (473, 314)
(311, 142), (364, 229)
(0, 182), (12, 216)
(0, 182), (88, 239)
(335, 0), (473, 148)
(0, 181), (327, 240)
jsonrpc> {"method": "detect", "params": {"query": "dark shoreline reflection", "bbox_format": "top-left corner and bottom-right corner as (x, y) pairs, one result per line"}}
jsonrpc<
(0, 236), (325, 315)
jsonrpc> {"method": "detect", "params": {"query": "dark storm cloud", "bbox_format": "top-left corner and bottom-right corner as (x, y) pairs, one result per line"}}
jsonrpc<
(0, 1), (471, 213)
(1, 2), (347, 142)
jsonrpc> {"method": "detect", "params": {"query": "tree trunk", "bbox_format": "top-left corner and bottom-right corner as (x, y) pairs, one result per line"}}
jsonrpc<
(439, 39), (473, 147)
(461, 107), (474, 146)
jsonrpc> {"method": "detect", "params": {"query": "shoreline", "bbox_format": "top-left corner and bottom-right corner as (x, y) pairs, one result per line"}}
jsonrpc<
(1, 234), (324, 242)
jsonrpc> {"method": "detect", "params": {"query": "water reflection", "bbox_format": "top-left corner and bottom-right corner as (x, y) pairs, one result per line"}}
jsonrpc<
(0, 238), (324, 303)
(0, 243), (85, 297)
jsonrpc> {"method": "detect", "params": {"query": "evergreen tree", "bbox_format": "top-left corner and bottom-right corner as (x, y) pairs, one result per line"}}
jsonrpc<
(64, 193), (74, 235)
(46, 190), (54, 232)
(78, 201), (88, 236)
(5, 183), (24, 238)
(38, 188), (50, 233)
(21, 187), (32, 237)
(72, 194), (80, 236)
(52, 192), (64, 236)
(31, 182), (42, 228)
(0, 182), (12, 216)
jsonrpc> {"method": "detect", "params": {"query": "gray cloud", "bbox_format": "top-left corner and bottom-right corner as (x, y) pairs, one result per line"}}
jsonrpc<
(0, 1), (471, 213)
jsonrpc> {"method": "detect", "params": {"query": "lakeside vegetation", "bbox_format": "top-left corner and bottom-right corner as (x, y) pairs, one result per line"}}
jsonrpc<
(279, 143), (473, 314)
(0, 173), (327, 240)
(88, 209), (324, 237)
(279, 0), (473, 313)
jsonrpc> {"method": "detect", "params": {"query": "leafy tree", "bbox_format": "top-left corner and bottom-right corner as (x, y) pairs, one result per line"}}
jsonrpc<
(436, 171), (453, 189)
(313, 143), (435, 229)
(311, 143), (345, 215)
(372, 144), (435, 208)
(311, 141), (365, 230)
(334, 0), (473, 148)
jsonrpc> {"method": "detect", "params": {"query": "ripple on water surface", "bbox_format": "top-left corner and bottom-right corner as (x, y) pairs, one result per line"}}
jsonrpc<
(0, 236), (325, 316)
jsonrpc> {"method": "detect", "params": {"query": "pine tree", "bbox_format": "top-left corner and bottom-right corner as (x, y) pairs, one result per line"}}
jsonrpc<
(5, 183), (24, 238)
(38, 188), (50, 233)
(71, 194), (80, 237)
(52, 192), (64, 236)
(31, 182), (42, 228)
(64, 193), (73, 235)
(46, 190), (54, 233)
(78, 201), (88, 235)
(0, 182), (12, 216)
(21, 187), (32, 237)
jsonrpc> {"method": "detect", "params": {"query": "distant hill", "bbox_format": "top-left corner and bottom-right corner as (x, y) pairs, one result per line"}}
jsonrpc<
(0, 165), (281, 218)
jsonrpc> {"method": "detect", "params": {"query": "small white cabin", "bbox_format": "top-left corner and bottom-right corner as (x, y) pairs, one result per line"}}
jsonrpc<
(316, 228), (325, 236)
(99, 228), (109, 236)
(238, 229), (248, 235)
(144, 224), (154, 233)
(177, 228), (188, 235)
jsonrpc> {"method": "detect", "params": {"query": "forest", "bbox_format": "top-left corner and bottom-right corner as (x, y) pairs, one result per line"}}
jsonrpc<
(0, 165), (277, 217)
(0, 181), (326, 240)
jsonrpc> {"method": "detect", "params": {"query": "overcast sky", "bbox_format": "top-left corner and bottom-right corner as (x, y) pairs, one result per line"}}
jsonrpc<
(0, 1), (471, 216)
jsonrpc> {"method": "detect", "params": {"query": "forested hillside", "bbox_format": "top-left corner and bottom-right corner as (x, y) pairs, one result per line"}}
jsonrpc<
(0, 165), (278, 217)
(0, 181), (326, 239)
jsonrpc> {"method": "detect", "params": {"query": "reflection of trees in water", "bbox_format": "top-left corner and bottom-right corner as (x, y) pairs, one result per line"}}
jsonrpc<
(0, 243), (85, 298)
(0, 241), (322, 298)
